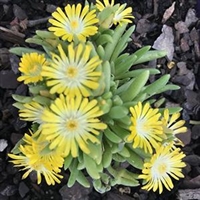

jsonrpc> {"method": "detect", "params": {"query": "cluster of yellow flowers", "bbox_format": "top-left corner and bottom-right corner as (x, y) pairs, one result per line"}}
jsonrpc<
(9, 0), (187, 195)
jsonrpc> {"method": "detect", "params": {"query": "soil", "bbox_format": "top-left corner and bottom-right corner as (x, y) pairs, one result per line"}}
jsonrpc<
(0, 0), (200, 199)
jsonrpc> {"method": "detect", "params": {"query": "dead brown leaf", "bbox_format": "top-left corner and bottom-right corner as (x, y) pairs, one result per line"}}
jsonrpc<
(162, 2), (176, 23)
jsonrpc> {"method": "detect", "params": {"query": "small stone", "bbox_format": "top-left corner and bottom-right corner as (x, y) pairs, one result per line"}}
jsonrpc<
(173, 62), (195, 90)
(106, 191), (136, 200)
(152, 25), (174, 61)
(0, 139), (8, 152)
(180, 37), (190, 52)
(136, 19), (155, 34)
(177, 128), (191, 145)
(175, 21), (189, 34)
(177, 62), (187, 75)
(192, 125), (200, 140)
(185, 8), (198, 27)
(0, 70), (19, 89)
(9, 54), (20, 74)
(13, 4), (27, 20)
(0, 48), (10, 68)
(59, 182), (92, 200)
(13, 117), (27, 131)
(0, 185), (17, 196)
(46, 4), (57, 13)
(190, 28), (199, 42)
(6, 163), (18, 175)
(10, 133), (23, 145)
(19, 182), (29, 198)
(184, 155), (200, 167)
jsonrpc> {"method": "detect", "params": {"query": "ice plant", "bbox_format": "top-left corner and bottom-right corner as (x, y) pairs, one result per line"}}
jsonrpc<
(127, 102), (163, 154)
(96, 0), (115, 10)
(162, 109), (187, 134)
(96, 0), (134, 27)
(161, 109), (187, 147)
(8, 133), (64, 185)
(18, 53), (48, 84)
(48, 4), (99, 42)
(41, 94), (107, 157)
(42, 43), (102, 97)
(139, 146), (186, 194)
(9, 0), (187, 195)
(113, 4), (134, 25)
(19, 101), (46, 124)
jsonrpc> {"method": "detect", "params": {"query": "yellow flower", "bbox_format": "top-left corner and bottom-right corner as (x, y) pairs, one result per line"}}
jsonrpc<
(161, 109), (187, 147)
(96, 0), (134, 26)
(96, 0), (114, 11)
(113, 4), (134, 25)
(163, 109), (187, 134)
(17, 53), (48, 84)
(19, 101), (45, 124)
(8, 133), (64, 185)
(41, 94), (107, 157)
(127, 102), (163, 154)
(139, 146), (186, 194)
(42, 43), (102, 97)
(48, 4), (99, 42)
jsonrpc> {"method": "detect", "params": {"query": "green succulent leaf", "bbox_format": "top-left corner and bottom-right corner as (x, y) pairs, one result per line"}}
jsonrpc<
(102, 141), (113, 168)
(108, 105), (129, 119)
(36, 30), (57, 39)
(104, 127), (122, 143)
(87, 140), (102, 165)
(121, 70), (149, 102)
(133, 49), (167, 65)
(96, 34), (113, 46)
(142, 74), (170, 96)
(68, 159), (79, 187)
(111, 25), (135, 62)
(64, 155), (73, 170)
(11, 138), (25, 154)
(32, 95), (51, 106)
(9, 47), (44, 56)
(115, 54), (137, 76)
(118, 146), (131, 158)
(115, 68), (160, 79)
(83, 153), (101, 179)
(108, 167), (139, 187)
(12, 94), (32, 103)
(104, 23), (127, 61)
(76, 171), (90, 188)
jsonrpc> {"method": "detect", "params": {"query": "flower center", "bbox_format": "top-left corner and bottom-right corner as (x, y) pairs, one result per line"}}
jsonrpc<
(70, 20), (79, 30)
(66, 66), (78, 78)
(66, 119), (78, 131)
(136, 118), (149, 136)
(30, 64), (40, 74)
(157, 163), (167, 175)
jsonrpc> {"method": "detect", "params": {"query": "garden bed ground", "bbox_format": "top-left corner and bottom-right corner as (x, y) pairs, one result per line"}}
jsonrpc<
(0, 0), (200, 199)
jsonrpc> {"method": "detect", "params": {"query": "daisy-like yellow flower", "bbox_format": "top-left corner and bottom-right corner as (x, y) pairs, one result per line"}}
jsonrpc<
(96, 0), (134, 26)
(162, 109), (187, 134)
(127, 102), (163, 154)
(41, 94), (107, 157)
(139, 146), (186, 194)
(18, 53), (48, 84)
(96, 0), (115, 11)
(42, 43), (102, 97)
(162, 109), (187, 147)
(8, 133), (64, 185)
(113, 4), (134, 25)
(19, 101), (45, 124)
(48, 4), (99, 42)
